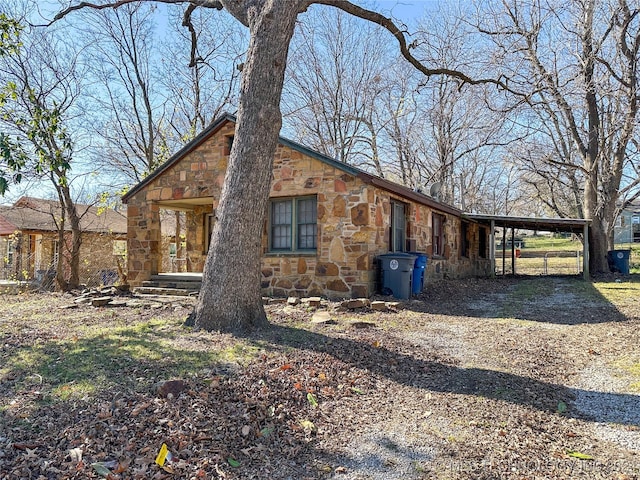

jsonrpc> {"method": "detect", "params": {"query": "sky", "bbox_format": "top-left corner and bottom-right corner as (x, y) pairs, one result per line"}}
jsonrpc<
(373, 0), (440, 24)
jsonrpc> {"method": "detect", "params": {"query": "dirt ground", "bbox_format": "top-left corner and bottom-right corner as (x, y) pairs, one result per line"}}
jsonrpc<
(0, 276), (639, 479)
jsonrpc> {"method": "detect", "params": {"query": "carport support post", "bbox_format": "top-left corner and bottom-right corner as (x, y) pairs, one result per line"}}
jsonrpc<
(583, 223), (589, 280)
(502, 227), (506, 277)
(490, 219), (496, 277)
(511, 227), (516, 276)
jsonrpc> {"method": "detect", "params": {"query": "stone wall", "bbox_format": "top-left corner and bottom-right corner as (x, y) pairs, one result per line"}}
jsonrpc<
(124, 119), (492, 297)
(78, 232), (127, 285)
(0, 231), (126, 285)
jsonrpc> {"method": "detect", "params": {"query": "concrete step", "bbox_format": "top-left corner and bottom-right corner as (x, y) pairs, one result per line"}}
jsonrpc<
(134, 286), (199, 296)
(150, 273), (203, 282)
(141, 280), (202, 290)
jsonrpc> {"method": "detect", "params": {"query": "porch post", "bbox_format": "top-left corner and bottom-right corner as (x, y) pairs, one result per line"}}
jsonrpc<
(126, 199), (162, 286)
(490, 220), (496, 277)
(511, 227), (516, 276)
(583, 223), (590, 280)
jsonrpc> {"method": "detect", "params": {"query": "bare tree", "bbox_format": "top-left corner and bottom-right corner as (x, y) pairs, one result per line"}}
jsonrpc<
(81, 3), (167, 185)
(283, 7), (392, 170)
(158, 5), (244, 143)
(477, 0), (640, 273)
(0, 10), (86, 290)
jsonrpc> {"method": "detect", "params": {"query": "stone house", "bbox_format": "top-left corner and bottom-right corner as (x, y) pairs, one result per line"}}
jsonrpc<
(122, 114), (493, 298)
(0, 196), (128, 285)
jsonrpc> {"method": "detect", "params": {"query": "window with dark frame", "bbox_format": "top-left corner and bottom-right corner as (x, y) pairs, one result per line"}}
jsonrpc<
(6, 241), (14, 265)
(461, 221), (470, 258)
(391, 201), (407, 252)
(270, 196), (317, 252)
(432, 213), (445, 256)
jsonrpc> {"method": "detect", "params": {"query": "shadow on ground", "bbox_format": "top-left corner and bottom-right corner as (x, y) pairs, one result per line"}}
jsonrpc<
(404, 276), (630, 325)
(249, 322), (640, 427)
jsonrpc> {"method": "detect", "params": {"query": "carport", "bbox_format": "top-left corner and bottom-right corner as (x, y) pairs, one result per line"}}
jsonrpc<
(463, 214), (591, 280)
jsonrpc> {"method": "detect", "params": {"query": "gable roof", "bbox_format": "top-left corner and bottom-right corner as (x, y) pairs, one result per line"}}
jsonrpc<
(0, 197), (128, 235)
(121, 113), (462, 216)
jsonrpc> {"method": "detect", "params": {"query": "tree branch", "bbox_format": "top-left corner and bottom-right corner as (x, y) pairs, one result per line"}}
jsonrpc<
(49, 0), (222, 25)
(312, 0), (515, 93)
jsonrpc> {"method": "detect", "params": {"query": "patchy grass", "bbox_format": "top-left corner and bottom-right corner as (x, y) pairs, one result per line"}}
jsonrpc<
(592, 277), (640, 303)
(612, 356), (640, 393)
(498, 278), (554, 317)
(520, 235), (581, 251)
(1, 305), (260, 412)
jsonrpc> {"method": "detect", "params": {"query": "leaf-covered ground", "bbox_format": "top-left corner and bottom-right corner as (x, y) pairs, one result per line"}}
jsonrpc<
(1, 276), (639, 479)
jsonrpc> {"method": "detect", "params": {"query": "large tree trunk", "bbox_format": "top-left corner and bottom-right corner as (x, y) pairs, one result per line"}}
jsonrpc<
(193, 1), (303, 332)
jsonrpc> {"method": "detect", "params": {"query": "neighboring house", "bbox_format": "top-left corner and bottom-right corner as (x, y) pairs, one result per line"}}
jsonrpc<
(0, 196), (128, 285)
(614, 201), (640, 244)
(122, 114), (493, 298)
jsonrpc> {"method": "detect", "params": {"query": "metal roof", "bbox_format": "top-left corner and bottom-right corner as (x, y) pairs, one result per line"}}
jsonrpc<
(463, 213), (590, 233)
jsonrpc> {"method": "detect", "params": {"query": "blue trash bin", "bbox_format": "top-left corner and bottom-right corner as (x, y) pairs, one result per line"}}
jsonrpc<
(607, 249), (631, 275)
(409, 252), (428, 294)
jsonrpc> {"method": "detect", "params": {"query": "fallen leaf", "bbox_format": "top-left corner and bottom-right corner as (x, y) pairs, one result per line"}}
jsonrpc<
(228, 457), (240, 468)
(91, 462), (113, 477)
(114, 459), (131, 473)
(300, 419), (316, 432)
(566, 450), (594, 460)
(131, 401), (152, 416)
(13, 442), (41, 451)
(307, 392), (318, 408)
(69, 447), (83, 463)
(557, 401), (567, 414)
(155, 443), (169, 466)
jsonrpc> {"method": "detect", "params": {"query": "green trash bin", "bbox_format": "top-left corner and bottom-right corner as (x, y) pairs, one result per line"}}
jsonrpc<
(379, 253), (417, 299)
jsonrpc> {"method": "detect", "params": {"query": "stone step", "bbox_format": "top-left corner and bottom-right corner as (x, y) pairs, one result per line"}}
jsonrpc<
(134, 286), (199, 296)
(150, 274), (203, 282)
(141, 280), (202, 290)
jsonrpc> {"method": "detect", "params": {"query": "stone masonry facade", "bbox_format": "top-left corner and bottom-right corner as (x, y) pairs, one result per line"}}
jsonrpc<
(124, 117), (492, 298)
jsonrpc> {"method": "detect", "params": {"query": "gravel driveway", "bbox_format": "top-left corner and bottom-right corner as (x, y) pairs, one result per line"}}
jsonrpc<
(308, 277), (640, 480)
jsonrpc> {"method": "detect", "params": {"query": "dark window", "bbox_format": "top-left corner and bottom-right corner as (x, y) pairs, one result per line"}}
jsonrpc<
(461, 221), (470, 258)
(204, 213), (216, 252)
(224, 135), (234, 155)
(391, 201), (407, 252)
(6, 241), (14, 265)
(270, 196), (317, 252)
(432, 213), (445, 256)
(479, 226), (487, 258)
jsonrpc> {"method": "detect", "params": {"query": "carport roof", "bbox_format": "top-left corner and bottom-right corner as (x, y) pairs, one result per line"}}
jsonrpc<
(463, 213), (590, 233)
